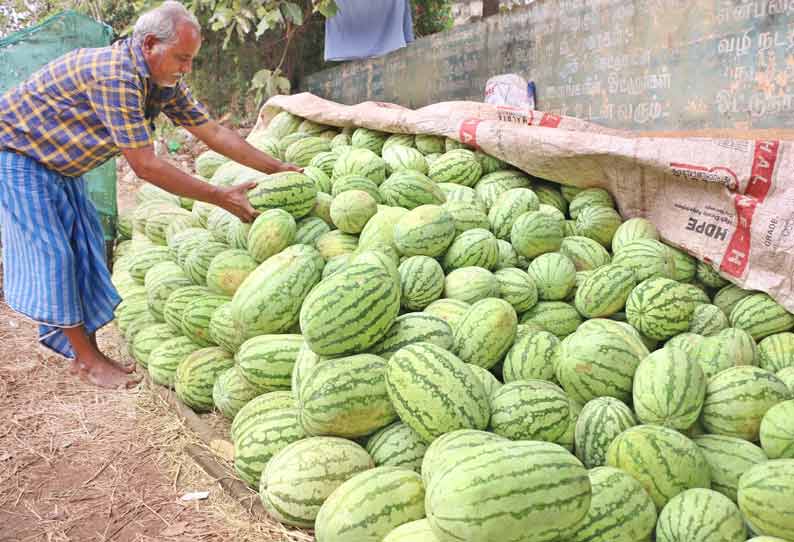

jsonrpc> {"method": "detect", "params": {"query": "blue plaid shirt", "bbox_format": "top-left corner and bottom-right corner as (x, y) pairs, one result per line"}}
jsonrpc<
(0, 38), (210, 177)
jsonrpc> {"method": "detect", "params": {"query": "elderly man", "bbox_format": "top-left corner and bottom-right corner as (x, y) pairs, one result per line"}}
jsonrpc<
(0, 2), (297, 388)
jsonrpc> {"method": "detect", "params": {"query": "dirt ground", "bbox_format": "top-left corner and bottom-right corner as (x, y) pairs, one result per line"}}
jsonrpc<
(0, 132), (311, 542)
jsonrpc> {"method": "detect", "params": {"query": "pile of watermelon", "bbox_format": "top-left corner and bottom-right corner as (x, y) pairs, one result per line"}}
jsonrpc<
(112, 110), (794, 542)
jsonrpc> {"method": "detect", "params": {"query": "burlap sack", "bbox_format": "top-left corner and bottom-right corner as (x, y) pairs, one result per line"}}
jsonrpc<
(257, 93), (794, 312)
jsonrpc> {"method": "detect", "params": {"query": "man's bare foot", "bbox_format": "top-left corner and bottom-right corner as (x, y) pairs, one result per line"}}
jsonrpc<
(89, 334), (136, 374)
(75, 354), (141, 389)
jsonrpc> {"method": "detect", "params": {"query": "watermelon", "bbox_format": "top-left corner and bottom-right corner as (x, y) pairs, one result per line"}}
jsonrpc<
(247, 171), (317, 218)
(205, 249), (257, 296)
(655, 488), (746, 542)
(420, 429), (506, 488)
(538, 203), (565, 220)
(713, 284), (756, 317)
(351, 127), (388, 154)
(131, 323), (179, 368)
(247, 208), (296, 263)
(737, 459), (794, 539)
(494, 239), (520, 269)
(205, 207), (237, 243)
(315, 230), (359, 260)
(382, 145), (428, 174)
(172, 229), (213, 267)
(356, 206), (408, 255)
(233, 406), (306, 488)
(145, 207), (195, 246)
(612, 239), (676, 282)
(575, 397), (637, 469)
(468, 364), (503, 399)
(632, 347), (707, 430)
(147, 336), (202, 388)
(414, 134), (445, 154)
(144, 262), (193, 321)
(452, 296), (518, 369)
(441, 228), (498, 271)
(487, 188), (540, 240)
(502, 330), (559, 382)
(611, 217), (659, 252)
(574, 264), (636, 318)
(393, 205), (456, 257)
(474, 170), (531, 209)
(570, 466), (657, 542)
(174, 346), (234, 411)
(260, 437), (374, 527)
(626, 277), (696, 340)
(265, 111), (302, 139)
(195, 149), (229, 177)
(439, 183), (485, 211)
(694, 434), (768, 501)
(443, 266), (498, 304)
(331, 174), (382, 202)
(183, 241), (228, 286)
(284, 136), (331, 166)
(299, 353), (396, 437)
(575, 206), (622, 247)
(759, 332), (794, 372)
(398, 256), (445, 310)
(689, 303), (729, 335)
(441, 200), (490, 234)
(607, 424), (710, 509)
(370, 313), (453, 360)
(237, 334), (302, 392)
(297, 119), (329, 135)
(697, 261), (730, 288)
(304, 163), (333, 191)
(311, 192), (334, 225)
(701, 366), (791, 441)
(128, 246), (173, 283)
(380, 170), (445, 209)
(423, 299), (471, 330)
(332, 148), (387, 184)
(527, 252), (577, 301)
(208, 302), (246, 353)
(231, 244), (325, 339)
(330, 190), (377, 234)
(759, 399), (794, 459)
(520, 301), (582, 338)
(384, 342), (490, 442)
(779, 367), (794, 393)
(314, 467), (425, 542)
(212, 366), (260, 419)
(383, 133), (416, 150)
(277, 132), (311, 155)
(510, 210), (564, 258)
(559, 236), (612, 271)
(366, 422), (427, 472)
(730, 293), (794, 341)
(427, 149), (482, 187)
(666, 332), (705, 356)
(534, 182), (567, 214)
(489, 379), (571, 441)
(425, 440), (591, 542)
(568, 188), (614, 219)
(382, 519), (437, 542)
(230, 390), (296, 443)
(180, 294), (229, 347)
(691, 327), (758, 378)
(294, 216), (331, 246)
(494, 267), (538, 313)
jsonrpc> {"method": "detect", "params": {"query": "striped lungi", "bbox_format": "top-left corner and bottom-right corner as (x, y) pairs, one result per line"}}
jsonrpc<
(0, 150), (120, 358)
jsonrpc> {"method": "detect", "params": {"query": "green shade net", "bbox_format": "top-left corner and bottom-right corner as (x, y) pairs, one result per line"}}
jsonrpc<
(0, 10), (117, 240)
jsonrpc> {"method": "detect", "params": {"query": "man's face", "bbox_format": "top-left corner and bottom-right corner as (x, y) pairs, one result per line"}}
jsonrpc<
(142, 21), (201, 87)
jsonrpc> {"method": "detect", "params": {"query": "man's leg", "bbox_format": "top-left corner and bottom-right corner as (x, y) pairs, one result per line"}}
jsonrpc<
(64, 325), (139, 389)
(88, 332), (135, 374)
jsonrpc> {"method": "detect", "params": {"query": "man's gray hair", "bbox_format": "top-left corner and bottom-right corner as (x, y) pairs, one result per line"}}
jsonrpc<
(132, 1), (200, 45)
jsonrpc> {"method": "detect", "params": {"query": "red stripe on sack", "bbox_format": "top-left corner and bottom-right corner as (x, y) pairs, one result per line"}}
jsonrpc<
(719, 140), (780, 277)
(459, 118), (481, 149)
(539, 113), (562, 128)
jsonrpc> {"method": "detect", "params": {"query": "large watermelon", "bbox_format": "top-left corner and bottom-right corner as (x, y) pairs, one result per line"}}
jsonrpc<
(575, 397), (637, 469)
(655, 488), (746, 542)
(694, 434), (768, 501)
(737, 459), (794, 539)
(174, 347), (234, 412)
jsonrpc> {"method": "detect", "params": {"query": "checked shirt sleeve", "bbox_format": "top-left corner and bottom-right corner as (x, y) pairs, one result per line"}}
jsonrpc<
(161, 82), (211, 128)
(85, 77), (153, 149)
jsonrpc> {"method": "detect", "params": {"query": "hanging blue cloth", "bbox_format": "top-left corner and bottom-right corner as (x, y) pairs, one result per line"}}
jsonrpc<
(324, 0), (415, 62)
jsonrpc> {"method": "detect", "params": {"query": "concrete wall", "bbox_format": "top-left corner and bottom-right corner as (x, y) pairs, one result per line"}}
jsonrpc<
(301, 0), (794, 131)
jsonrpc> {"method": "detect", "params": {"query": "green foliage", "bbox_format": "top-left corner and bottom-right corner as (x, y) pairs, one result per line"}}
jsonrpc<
(411, 0), (453, 37)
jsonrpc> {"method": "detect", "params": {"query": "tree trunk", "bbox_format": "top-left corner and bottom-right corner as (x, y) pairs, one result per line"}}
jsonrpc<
(482, 0), (500, 17)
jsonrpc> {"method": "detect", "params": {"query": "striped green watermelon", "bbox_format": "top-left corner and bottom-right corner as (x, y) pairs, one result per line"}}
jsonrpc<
(560, 184), (583, 203)
(382, 145), (428, 175)
(489, 379), (571, 441)
(299, 353), (396, 437)
(227, 220), (250, 250)
(393, 205), (456, 257)
(737, 459), (794, 539)
(570, 466), (657, 542)
(163, 214), (198, 247)
(713, 284), (756, 317)
(331, 174), (382, 202)
(701, 366), (790, 440)
(145, 207), (195, 246)
(626, 277), (696, 340)
(356, 206), (407, 254)
(520, 301), (582, 338)
(366, 422), (427, 472)
(212, 365), (260, 419)
(183, 241), (228, 286)
(247, 208), (296, 263)
(759, 332), (794, 372)
(426, 440), (591, 542)
(427, 149), (482, 187)
(300, 261), (399, 356)
(575, 206), (622, 247)
(234, 406), (306, 488)
(188, 201), (215, 228)
(315, 230), (359, 260)
(265, 111), (301, 139)
(559, 236), (611, 272)
(370, 313), (453, 360)
(759, 399), (794, 459)
(534, 182), (568, 214)
(174, 346), (234, 411)
(315, 467), (425, 542)
(656, 488), (746, 542)
(574, 264), (636, 318)
(260, 437), (374, 527)
(511, 210), (564, 259)
(205, 207), (237, 243)
(131, 323), (179, 368)
(385, 342), (490, 442)
(779, 367), (794, 394)
(666, 332), (705, 356)
(180, 294), (229, 347)
(297, 119), (329, 135)
(443, 266), (498, 304)
(380, 170), (445, 209)
(284, 136), (331, 166)
(568, 188), (614, 220)
(420, 429), (506, 488)
(311, 192), (334, 225)
(494, 239), (520, 269)
(474, 170), (531, 209)
(441, 228), (498, 271)
(451, 298), (517, 369)
(438, 183), (485, 211)
(694, 434), (768, 501)
(468, 364), (503, 399)
(423, 298), (471, 330)
(527, 252), (577, 301)
(247, 171), (317, 218)
(475, 151), (508, 175)
(502, 330), (559, 383)
(128, 246), (173, 283)
(172, 229), (213, 267)
(236, 334), (302, 392)
(575, 397), (637, 469)
(332, 148), (387, 184)
(195, 149), (230, 177)
(330, 190), (377, 234)
(488, 189), (540, 241)
(697, 261), (729, 288)
(383, 133), (416, 150)
(322, 254), (353, 279)
(612, 239), (676, 282)
(114, 294), (149, 335)
(441, 200), (490, 235)
(414, 134), (445, 154)
(607, 424), (710, 509)
(664, 246), (695, 282)
(294, 216), (331, 246)
(231, 244), (325, 339)
(382, 519), (437, 542)
(689, 303), (729, 335)
(611, 217), (659, 253)
(730, 293), (794, 340)
(208, 302), (245, 353)
(632, 347), (706, 430)
(230, 390), (295, 443)
(123, 312), (158, 349)
(147, 336), (202, 388)
(690, 327), (758, 378)
(306, 156), (336, 183)
(494, 267), (538, 313)
(145, 262), (193, 321)
(398, 256), (444, 310)
(351, 127), (388, 154)
(205, 249), (257, 296)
